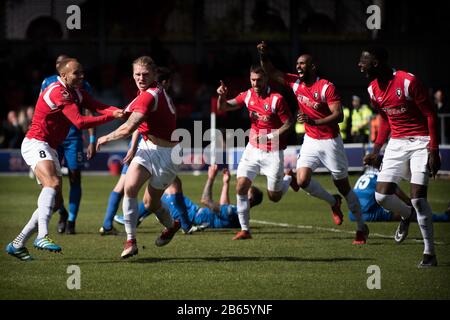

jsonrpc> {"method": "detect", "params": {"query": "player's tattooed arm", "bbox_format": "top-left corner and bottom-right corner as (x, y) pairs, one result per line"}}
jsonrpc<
(275, 116), (294, 139)
(96, 111), (146, 151)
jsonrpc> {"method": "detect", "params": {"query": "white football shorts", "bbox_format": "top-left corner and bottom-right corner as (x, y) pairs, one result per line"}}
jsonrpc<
(237, 143), (284, 192)
(131, 139), (181, 190)
(21, 137), (62, 179)
(377, 137), (430, 186)
(296, 134), (348, 180)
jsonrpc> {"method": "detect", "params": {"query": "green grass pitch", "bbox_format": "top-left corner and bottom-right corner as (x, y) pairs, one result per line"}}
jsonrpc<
(1, 174), (449, 300)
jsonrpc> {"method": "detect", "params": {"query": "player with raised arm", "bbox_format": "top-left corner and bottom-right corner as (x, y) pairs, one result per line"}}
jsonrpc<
(257, 41), (367, 244)
(216, 64), (294, 240)
(359, 46), (441, 267)
(5, 58), (123, 261)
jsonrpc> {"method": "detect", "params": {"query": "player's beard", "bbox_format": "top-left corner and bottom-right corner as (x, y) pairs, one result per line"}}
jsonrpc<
(69, 78), (83, 89)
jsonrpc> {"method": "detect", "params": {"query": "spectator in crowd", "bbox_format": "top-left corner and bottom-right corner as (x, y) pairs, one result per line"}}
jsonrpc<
(18, 105), (34, 134)
(369, 112), (382, 143)
(350, 95), (372, 143)
(295, 122), (306, 145)
(434, 89), (450, 143)
(434, 89), (448, 113)
(3, 110), (25, 148)
(338, 104), (351, 142)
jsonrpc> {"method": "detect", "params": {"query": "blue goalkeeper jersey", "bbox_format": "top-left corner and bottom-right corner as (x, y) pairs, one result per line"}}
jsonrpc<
(352, 169), (379, 214)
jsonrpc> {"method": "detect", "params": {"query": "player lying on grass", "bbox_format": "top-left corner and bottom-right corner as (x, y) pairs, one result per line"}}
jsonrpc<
(113, 165), (264, 232)
(349, 156), (449, 242)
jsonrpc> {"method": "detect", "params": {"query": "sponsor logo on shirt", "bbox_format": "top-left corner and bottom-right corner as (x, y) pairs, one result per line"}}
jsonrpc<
(61, 90), (71, 100)
(297, 94), (320, 110)
(382, 104), (408, 116)
(250, 111), (271, 122)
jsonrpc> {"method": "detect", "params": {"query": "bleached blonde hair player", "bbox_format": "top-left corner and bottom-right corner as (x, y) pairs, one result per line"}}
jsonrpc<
(96, 56), (181, 258)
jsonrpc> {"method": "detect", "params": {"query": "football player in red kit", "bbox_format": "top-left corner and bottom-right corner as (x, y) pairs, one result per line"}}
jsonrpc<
(96, 56), (181, 259)
(359, 46), (441, 268)
(216, 65), (294, 240)
(257, 41), (368, 244)
(6, 58), (123, 260)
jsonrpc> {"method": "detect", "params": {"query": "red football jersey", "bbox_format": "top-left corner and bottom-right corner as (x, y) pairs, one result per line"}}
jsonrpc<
(26, 79), (116, 149)
(285, 74), (341, 139)
(368, 70), (438, 149)
(127, 84), (177, 142)
(233, 87), (292, 151)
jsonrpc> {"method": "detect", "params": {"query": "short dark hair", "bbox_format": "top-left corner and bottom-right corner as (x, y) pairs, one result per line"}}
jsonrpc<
(364, 46), (389, 63)
(249, 186), (263, 207)
(250, 64), (266, 75)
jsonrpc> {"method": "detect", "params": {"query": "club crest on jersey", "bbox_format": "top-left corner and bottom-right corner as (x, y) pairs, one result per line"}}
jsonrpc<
(61, 90), (71, 100)
(396, 88), (402, 98)
(313, 92), (319, 100)
(264, 103), (269, 111)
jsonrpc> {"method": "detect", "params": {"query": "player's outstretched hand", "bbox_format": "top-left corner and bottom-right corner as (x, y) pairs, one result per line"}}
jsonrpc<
(257, 41), (268, 55)
(86, 143), (96, 160)
(96, 136), (108, 151)
(112, 109), (126, 119)
(217, 80), (228, 97)
(123, 148), (136, 165)
(428, 149), (441, 179)
(223, 167), (230, 184)
(363, 152), (378, 166)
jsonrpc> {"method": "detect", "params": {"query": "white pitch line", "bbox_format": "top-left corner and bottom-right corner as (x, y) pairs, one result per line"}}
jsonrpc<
(251, 219), (445, 245)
